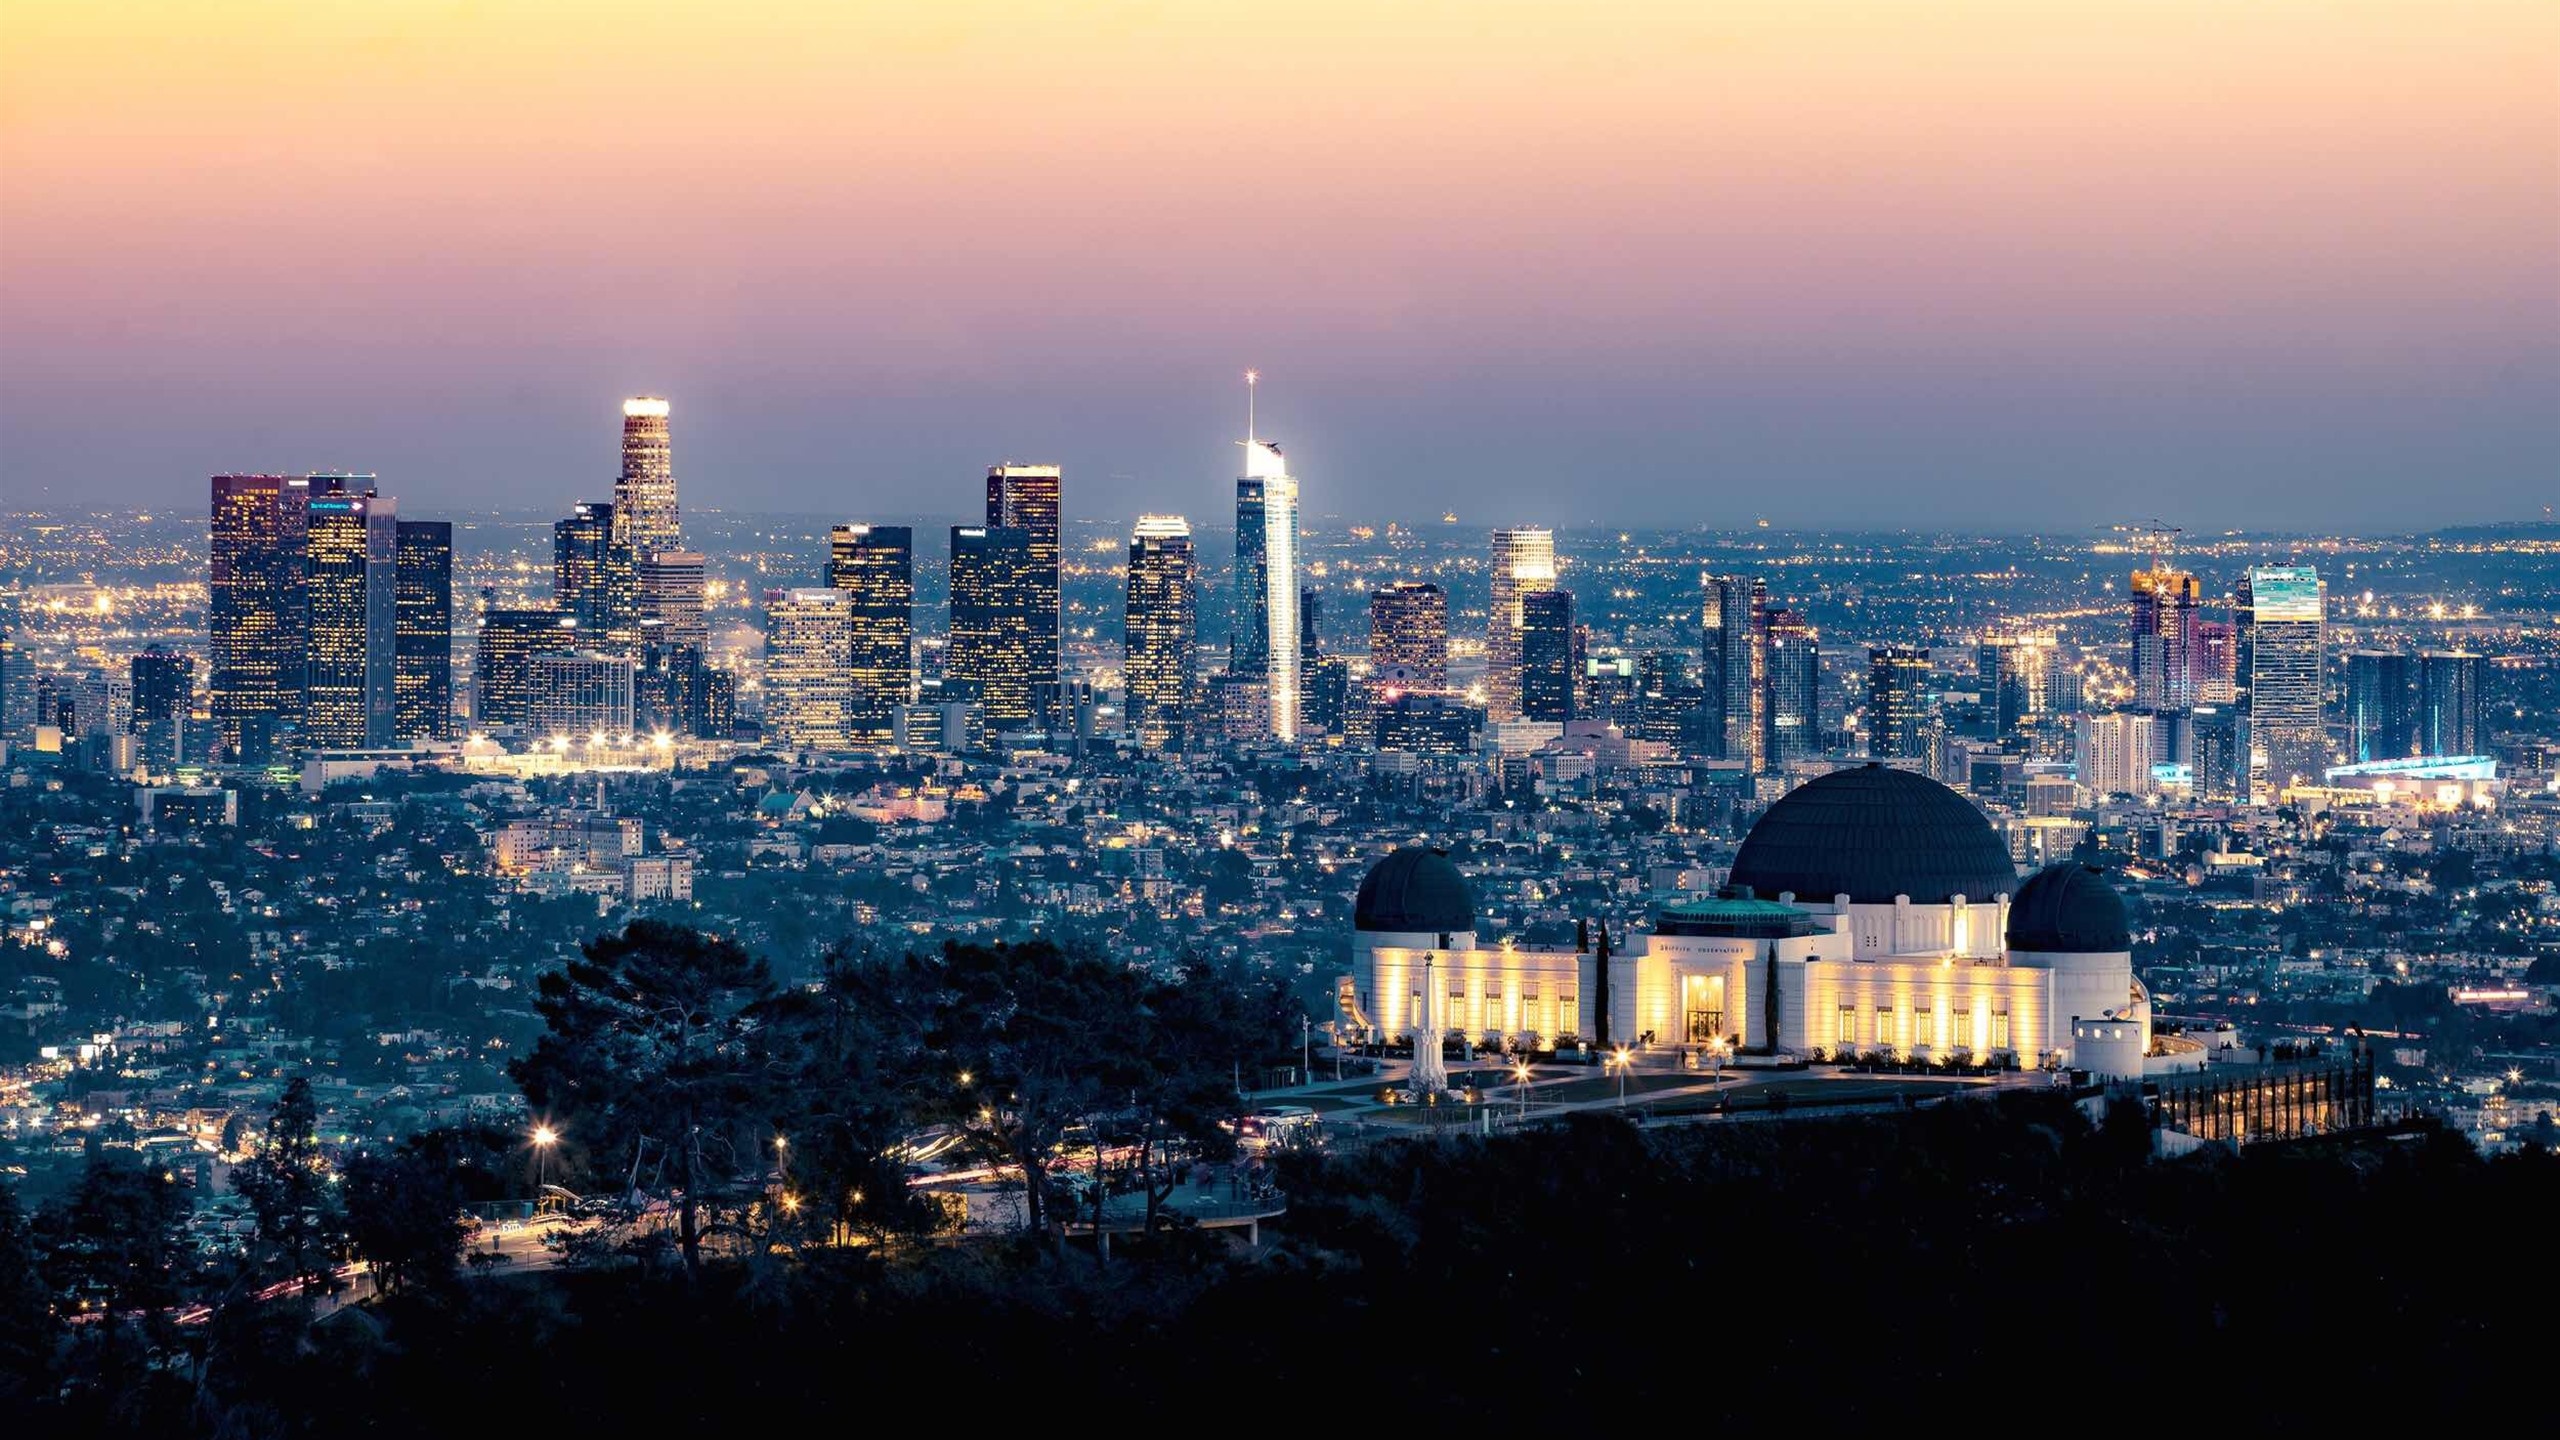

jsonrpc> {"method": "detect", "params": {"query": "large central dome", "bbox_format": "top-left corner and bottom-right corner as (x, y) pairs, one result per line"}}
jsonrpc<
(1353, 846), (1477, 935)
(1729, 764), (2017, 905)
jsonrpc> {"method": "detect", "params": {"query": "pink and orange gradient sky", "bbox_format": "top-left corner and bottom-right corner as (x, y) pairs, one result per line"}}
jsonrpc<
(2, 1), (2552, 528)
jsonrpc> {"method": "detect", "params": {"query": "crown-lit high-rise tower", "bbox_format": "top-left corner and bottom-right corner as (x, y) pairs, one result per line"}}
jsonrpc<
(1235, 371), (1300, 741)
(615, 398), (679, 559)
(2236, 565), (2326, 795)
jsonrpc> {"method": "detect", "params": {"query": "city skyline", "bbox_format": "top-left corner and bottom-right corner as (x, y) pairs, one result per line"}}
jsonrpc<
(3, 4), (2552, 530)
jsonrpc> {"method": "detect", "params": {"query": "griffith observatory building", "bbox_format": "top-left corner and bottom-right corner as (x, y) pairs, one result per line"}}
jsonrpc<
(1345, 764), (2164, 1080)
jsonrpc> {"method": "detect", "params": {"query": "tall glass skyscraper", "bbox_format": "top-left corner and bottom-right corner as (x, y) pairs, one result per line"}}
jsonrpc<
(986, 464), (1062, 699)
(301, 478), (399, 749)
(948, 525), (1037, 725)
(2237, 565), (2326, 791)
(393, 519), (453, 742)
(1238, 426), (1299, 741)
(1700, 574), (1766, 770)
(2418, 650), (2487, 758)
(2344, 650), (2417, 763)
(209, 474), (306, 754)
(763, 588), (856, 751)
(1485, 527), (1557, 722)
(1518, 587), (1576, 724)
(1368, 581), (1449, 691)
(1867, 647), (1931, 760)
(554, 501), (635, 649)
(1123, 516), (1197, 752)
(1762, 607), (1819, 768)
(614, 398), (680, 560)
(828, 524), (914, 749)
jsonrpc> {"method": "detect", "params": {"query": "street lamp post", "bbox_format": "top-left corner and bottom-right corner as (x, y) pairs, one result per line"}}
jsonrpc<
(531, 1124), (557, 1194)
(1513, 1060), (1532, 1123)
(1610, 1047), (1633, 1108)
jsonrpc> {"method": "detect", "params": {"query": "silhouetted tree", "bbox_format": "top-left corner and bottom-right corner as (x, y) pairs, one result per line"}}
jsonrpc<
(512, 921), (782, 1279)
(233, 1076), (338, 1287)
(0, 1180), (52, 1410)
(342, 1148), (467, 1294)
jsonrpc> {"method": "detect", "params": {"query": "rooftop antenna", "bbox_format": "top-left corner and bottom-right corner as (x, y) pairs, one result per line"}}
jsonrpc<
(1244, 368), (1259, 445)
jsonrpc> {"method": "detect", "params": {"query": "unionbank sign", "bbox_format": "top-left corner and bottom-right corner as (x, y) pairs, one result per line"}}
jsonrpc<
(2248, 566), (2322, 621)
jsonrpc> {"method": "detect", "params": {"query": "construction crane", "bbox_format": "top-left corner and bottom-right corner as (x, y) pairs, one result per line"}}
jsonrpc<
(2102, 518), (2185, 569)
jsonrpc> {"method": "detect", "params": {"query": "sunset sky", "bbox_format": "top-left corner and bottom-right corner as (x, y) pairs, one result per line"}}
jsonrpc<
(2, 1), (2552, 529)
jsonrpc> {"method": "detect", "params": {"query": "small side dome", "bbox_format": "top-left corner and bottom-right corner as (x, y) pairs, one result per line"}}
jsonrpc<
(2006, 862), (2132, 953)
(1353, 847), (1477, 934)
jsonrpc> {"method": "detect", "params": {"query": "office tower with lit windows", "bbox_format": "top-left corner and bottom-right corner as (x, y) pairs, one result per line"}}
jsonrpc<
(130, 648), (194, 772)
(526, 651), (638, 739)
(638, 550), (708, 653)
(1635, 651), (1705, 753)
(1580, 654), (1639, 733)
(2195, 620), (2238, 704)
(393, 520), (453, 742)
(947, 526), (1037, 725)
(1123, 516), (1198, 752)
(2076, 711), (2157, 796)
(1868, 647), (1931, 760)
(1700, 574), (1767, 770)
(986, 464), (1062, 697)
(2129, 565), (2202, 711)
(474, 609), (580, 728)
(1235, 396), (1301, 740)
(1485, 527), (1557, 722)
(555, 501), (636, 648)
(301, 480), (399, 749)
(2418, 651), (2487, 758)
(0, 632), (33, 747)
(209, 474), (306, 754)
(614, 397), (680, 559)
(1762, 607), (1819, 768)
(1368, 581), (1450, 691)
(1518, 587), (1576, 724)
(2344, 651), (2418, 763)
(763, 588), (857, 750)
(2236, 565), (2326, 788)
(827, 524), (915, 749)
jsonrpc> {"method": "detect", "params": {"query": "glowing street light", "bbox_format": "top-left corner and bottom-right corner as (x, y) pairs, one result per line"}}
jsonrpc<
(531, 1124), (559, 1190)
(1513, 1060), (1533, 1122)
(1609, 1047), (1634, 1108)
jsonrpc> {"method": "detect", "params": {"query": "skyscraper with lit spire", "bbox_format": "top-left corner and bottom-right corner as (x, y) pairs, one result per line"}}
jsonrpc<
(1234, 371), (1299, 741)
(614, 397), (679, 559)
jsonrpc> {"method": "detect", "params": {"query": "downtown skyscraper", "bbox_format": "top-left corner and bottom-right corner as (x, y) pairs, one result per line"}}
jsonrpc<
(986, 464), (1062, 699)
(763, 588), (857, 751)
(208, 474), (306, 756)
(1123, 516), (1198, 752)
(555, 500), (636, 649)
(1868, 646), (1931, 761)
(2418, 651), (2488, 758)
(1518, 587), (1576, 724)
(2344, 650), (2417, 763)
(1762, 607), (1819, 769)
(392, 519), (453, 742)
(1232, 376), (1300, 740)
(828, 524), (915, 749)
(1485, 527), (1557, 722)
(1368, 581), (1450, 691)
(300, 476), (399, 750)
(2129, 564), (2203, 711)
(947, 525), (1037, 725)
(1700, 574), (1767, 770)
(614, 397), (680, 560)
(2237, 564), (2326, 790)
(474, 609), (580, 728)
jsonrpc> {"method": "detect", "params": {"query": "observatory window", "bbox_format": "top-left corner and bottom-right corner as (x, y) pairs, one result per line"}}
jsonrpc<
(1838, 1004), (1858, 1048)
(1875, 1007), (1895, 1048)
(1915, 1010), (1936, 1049)
(1992, 1010), (2011, 1051)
